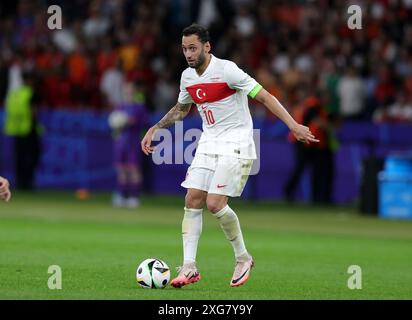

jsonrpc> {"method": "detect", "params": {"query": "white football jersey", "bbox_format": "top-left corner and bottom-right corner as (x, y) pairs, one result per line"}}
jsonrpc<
(178, 54), (262, 159)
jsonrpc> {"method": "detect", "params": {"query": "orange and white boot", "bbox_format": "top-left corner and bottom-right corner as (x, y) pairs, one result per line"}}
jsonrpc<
(170, 262), (201, 288)
(230, 254), (254, 287)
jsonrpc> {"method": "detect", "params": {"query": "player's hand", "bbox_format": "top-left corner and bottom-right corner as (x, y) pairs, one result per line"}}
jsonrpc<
(291, 124), (319, 144)
(0, 177), (11, 202)
(141, 126), (158, 155)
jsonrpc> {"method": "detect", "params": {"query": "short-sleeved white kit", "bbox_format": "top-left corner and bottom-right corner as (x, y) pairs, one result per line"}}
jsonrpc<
(179, 55), (262, 197)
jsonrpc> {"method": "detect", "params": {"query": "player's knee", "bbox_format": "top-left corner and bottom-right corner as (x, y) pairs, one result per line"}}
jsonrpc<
(128, 167), (142, 184)
(117, 168), (127, 183)
(185, 192), (205, 209)
(206, 196), (227, 214)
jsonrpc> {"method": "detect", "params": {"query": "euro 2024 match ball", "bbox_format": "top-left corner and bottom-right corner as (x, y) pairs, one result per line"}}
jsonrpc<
(136, 258), (171, 289)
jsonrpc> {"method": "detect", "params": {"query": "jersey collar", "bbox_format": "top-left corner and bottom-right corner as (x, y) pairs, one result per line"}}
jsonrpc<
(195, 54), (215, 78)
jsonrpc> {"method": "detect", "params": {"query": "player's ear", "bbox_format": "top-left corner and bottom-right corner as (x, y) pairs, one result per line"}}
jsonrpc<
(204, 41), (211, 53)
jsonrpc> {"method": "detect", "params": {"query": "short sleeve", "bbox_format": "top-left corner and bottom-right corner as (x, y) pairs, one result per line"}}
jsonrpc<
(178, 73), (194, 105)
(224, 61), (262, 98)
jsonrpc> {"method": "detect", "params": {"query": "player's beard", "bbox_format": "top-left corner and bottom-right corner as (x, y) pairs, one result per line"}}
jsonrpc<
(190, 51), (206, 69)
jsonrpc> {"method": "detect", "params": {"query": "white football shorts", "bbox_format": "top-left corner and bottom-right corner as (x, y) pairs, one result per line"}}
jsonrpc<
(181, 153), (253, 197)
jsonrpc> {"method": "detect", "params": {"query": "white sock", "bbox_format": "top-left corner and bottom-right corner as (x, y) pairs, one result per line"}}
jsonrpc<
(214, 205), (248, 259)
(182, 207), (203, 264)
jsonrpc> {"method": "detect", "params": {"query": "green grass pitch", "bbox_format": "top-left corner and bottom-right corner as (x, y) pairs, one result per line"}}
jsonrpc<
(1, 191), (411, 300)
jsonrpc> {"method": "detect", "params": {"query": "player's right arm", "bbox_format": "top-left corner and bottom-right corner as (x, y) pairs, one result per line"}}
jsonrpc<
(0, 176), (11, 202)
(141, 102), (192, 155)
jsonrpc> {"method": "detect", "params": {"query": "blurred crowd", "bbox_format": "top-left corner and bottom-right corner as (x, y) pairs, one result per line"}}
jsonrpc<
(1, 0), (412, 124)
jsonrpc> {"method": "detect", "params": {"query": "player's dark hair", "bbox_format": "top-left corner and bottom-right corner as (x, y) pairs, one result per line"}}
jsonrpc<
(182, 23), (210, 44)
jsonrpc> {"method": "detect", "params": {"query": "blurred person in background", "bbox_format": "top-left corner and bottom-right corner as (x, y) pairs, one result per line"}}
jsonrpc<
(100, 58), (125, 109)
(153, 71), (179, 113)
(7, 53), (24, 94)
(67, 44), (89, 107)
(337, 66), (366, 120)
(284, 93), (339, 204)
(109, 82), (149, 208)
(3, 72), (41, 190)
(313, 91), (340, 204)
(82, 1), (110, 40)
(0, 176), (11, 202)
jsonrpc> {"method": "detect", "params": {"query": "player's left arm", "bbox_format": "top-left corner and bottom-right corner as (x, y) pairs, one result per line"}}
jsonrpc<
(254, 88), (319, 144)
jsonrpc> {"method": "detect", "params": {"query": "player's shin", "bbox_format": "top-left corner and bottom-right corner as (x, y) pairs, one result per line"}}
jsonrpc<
(214, 205), (248, 259)
(182, 207), (203, 264)
(128, 167), (141, 197)
(117, 171), (128, 198)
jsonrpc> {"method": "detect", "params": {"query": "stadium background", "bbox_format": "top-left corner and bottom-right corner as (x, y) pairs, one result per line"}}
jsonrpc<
(1, 0), (412, 300)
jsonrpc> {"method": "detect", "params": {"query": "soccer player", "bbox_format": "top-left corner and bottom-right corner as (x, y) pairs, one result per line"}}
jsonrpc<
(0, 176), (11, 202)
(141, 24), (318, 288)
(111, 82), (149, 208)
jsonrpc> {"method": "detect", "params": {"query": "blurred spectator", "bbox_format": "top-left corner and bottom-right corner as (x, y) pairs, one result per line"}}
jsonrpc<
(83, 1), (110, 40)
(100, 58), (125, 109)
(153, 71), (178, 112)
(3, 72), (41, 190)
(117, 29), (140, 74)
(51, 17), (77, 54)
(42, 65), (72, 108)
(67, 44), (89, 107)
(374, 64), (396, 108)
(197, 0), (220, 28)
(7, 53), (24, 94)
(337, 66), (365, 120)
(234, 4), (255, 37)
(320, 60), (340, 116)
(96, 36), (118, 80)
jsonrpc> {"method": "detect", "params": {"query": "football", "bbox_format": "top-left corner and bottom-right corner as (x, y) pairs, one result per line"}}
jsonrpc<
(136, 258), (171, 289)
(108, 110), (128, 129)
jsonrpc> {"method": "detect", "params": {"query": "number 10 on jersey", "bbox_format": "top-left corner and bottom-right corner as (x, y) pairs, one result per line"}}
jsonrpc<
(203, 109), (215, 125)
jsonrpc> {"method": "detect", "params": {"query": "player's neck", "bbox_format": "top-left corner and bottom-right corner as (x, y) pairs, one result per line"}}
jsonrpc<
(195, 54), (211, 76)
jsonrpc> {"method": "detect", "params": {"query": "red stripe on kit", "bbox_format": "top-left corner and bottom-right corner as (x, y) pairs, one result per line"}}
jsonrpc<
(186, 82), (236, 104)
